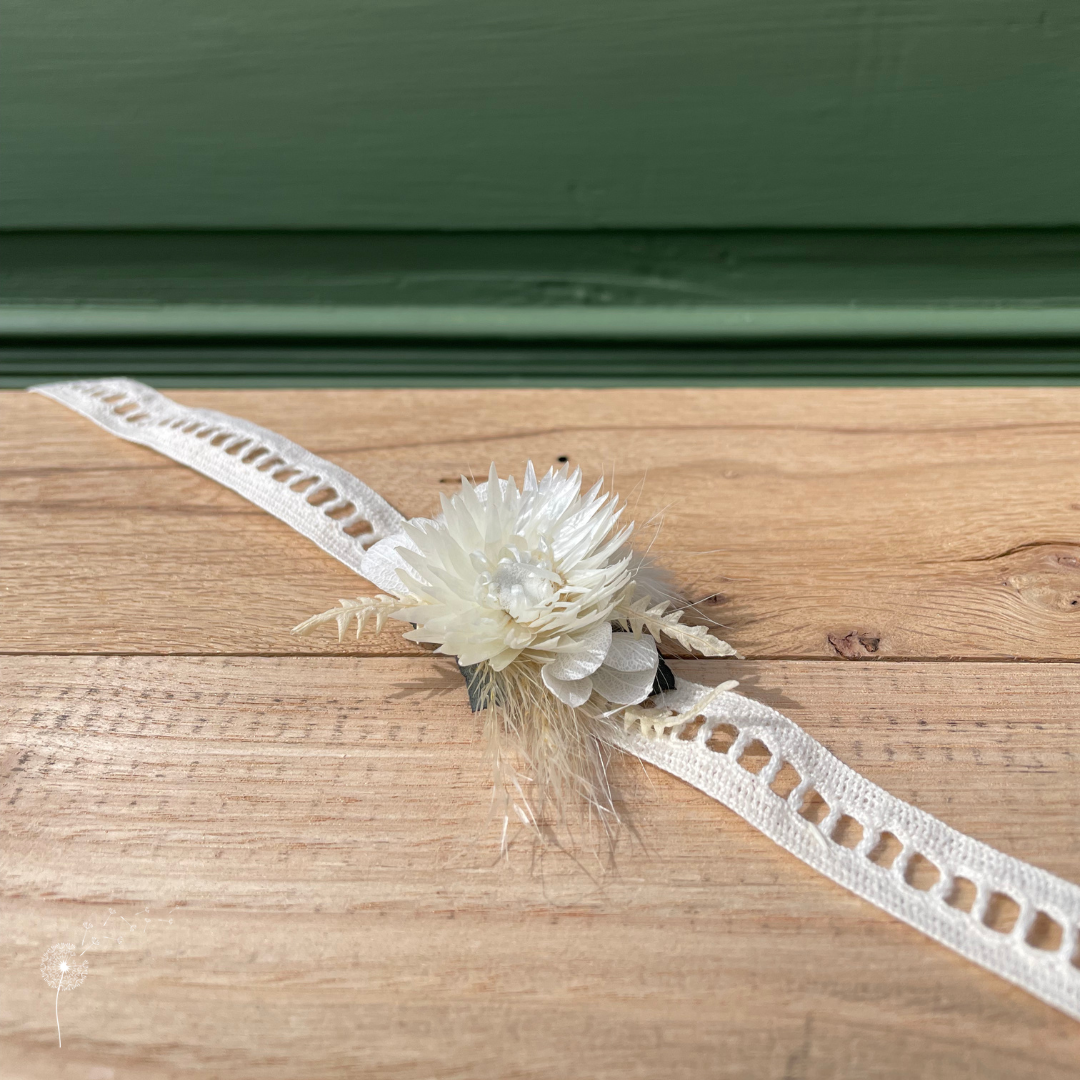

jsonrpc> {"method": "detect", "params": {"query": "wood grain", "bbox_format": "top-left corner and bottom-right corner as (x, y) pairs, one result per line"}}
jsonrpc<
(4, 387), (1080, 659)
(3, 655), (1080, 1079)
(4, 386), (1080, 1077)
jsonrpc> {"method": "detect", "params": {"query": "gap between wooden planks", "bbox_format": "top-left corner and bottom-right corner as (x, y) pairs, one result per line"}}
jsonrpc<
(3, 387), (1080, 1078)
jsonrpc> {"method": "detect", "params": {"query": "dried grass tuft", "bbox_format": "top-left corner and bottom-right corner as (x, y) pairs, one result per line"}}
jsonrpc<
(477, 660), (621, 845)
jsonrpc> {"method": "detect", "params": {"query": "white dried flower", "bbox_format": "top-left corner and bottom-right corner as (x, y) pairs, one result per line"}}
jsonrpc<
(359, 462), (660, 707)
(296, 461), (737, 823)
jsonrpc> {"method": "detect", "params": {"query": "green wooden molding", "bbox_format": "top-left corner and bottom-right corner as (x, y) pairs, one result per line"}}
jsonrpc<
(4, 230), (1080, 383)
(4, 344), (1080, 388)
(6, 229), (1080, 335)
(7, 302), (1080, 342)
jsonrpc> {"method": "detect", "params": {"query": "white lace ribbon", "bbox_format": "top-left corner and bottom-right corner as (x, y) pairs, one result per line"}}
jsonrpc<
(32, 377), (1080, 1021)
(32, 378), (406, 567)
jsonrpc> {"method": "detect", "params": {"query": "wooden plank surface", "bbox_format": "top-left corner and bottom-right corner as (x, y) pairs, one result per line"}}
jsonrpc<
(4, 388), (1080, 659)
(4, 656), (1080, 1079)
(3, 387), (1080, 1077)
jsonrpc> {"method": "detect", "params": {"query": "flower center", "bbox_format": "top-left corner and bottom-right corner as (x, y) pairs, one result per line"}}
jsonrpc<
(474, 547), (563, 623)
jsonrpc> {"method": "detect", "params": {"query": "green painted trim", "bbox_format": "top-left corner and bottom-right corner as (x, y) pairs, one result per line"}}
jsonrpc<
(5, 342), (1080, 387)
(10, 375), (1080, 389)
(6, 229), (1080, 346)
(7, 303), (1080, 341)
(5, 230), (1080, 384)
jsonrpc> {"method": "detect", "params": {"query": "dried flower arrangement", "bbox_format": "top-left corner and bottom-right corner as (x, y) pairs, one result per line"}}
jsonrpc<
(294, 463), (737, 823)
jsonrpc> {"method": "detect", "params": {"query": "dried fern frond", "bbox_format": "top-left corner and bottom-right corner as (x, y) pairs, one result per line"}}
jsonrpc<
(618, 593), (741, 658)
(291, 594), (405, 642)
(622, 680), (739, 738)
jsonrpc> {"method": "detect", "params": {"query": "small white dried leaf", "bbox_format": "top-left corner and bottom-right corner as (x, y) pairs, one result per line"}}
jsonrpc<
(291, 595), (404, 642)
(623, 680), (740, 738)
(622, 595), (741, 658)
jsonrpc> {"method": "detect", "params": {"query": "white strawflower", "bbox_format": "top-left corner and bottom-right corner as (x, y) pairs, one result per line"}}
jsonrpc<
(358, 462), (659, 707)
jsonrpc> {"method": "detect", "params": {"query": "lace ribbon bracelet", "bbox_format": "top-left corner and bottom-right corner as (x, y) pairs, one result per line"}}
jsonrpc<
(31, 376), (1080, 1023)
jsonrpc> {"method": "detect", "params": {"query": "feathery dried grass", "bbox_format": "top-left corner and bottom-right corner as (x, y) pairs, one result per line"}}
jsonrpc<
(476, 659), (622, 847)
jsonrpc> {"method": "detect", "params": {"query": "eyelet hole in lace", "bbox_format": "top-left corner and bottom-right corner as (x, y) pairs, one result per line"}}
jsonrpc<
(706, 723), (739, 754)
(243, 446), (269, 464)
(736, 739), (771, 775)
(867, 831), (903, 870)
(798, 789), (830, 825)
(769, 761), (802, 799)
(113, 401), (140, 415)
(306, 486), (338, 507)
(225, 439), (251, 455)
(944, 876), (978, 913)
(831, 814), (864, 849)
(903, 853), (941, 892)
(290, 476), (319, 492)
(125, 411), (149, 423)
(325, 500), (356, 521)
(210, 432), (232, 447)
(272, 468), (302, 483)
(677, 716), (706, 741)
(342, 518), (374, 538)
(983, 893), (1021, 934)
(1024, 911), (1063, 952)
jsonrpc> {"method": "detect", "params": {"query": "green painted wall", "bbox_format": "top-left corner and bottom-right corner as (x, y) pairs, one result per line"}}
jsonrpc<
(4, 1), (1080, 229)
